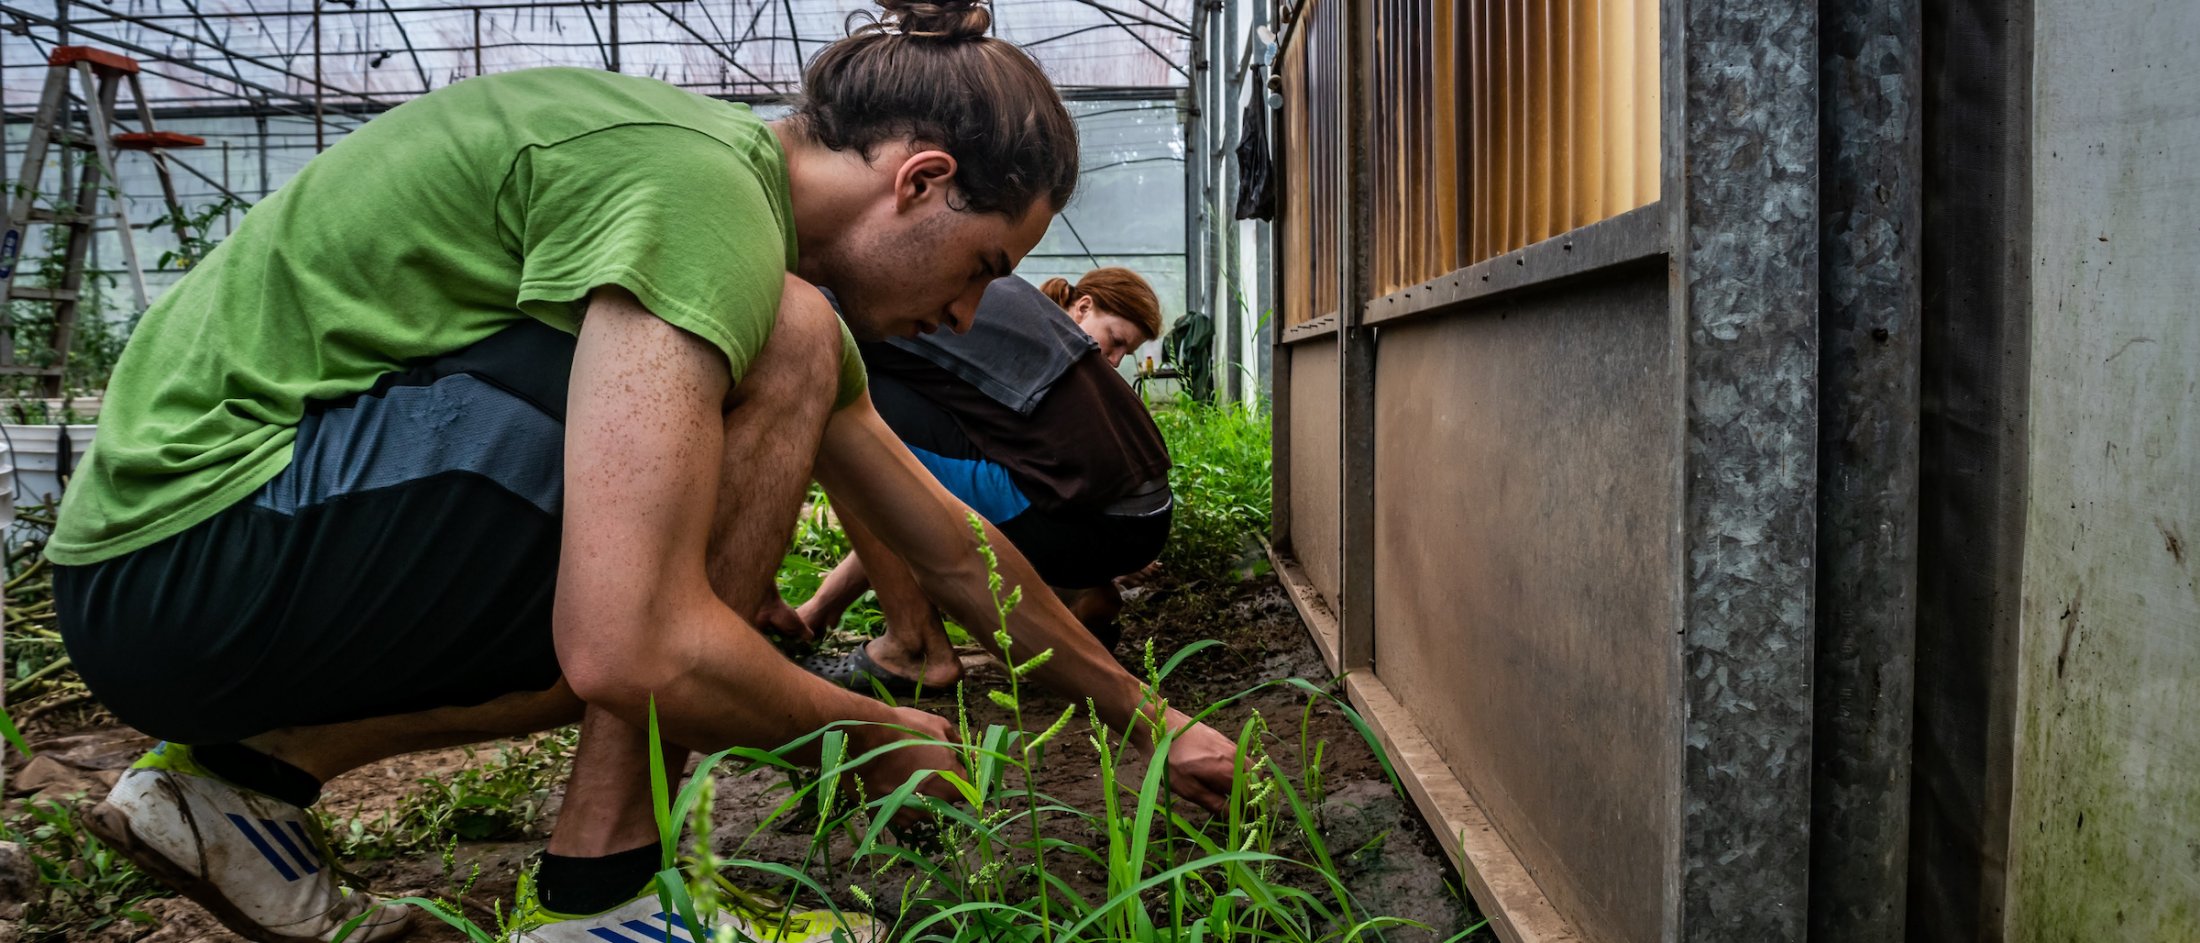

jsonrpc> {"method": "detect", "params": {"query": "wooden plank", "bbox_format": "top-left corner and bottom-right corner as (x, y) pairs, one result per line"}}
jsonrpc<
(1268, 540), (1592, 943)
(1267, 540), (1340, 674)
(1345, 672), (1588, 943)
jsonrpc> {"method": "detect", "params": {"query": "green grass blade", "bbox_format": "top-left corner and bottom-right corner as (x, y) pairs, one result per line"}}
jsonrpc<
(646, 697), (676, 872)
(332, 897), (494, 943)
(0, 702), (30, 760)
(1156, 639), (1226, 683)
(654, 868), (704, 943)
(1059, 851), (1287, 941)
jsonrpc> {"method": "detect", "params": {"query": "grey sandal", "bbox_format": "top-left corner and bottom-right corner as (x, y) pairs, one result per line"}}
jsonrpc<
(799, 643), (928, 699)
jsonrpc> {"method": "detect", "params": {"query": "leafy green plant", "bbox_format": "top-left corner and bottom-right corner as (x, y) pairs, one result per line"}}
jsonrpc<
(333, 515), (1478, 943)
(0, 796), (162, 938)
(1153, 395), (1273, 581)
(1, 175), (130, 397)
(149, 195), (249, 272)
(778, 485), (886, 643)
(323, 729), (576, 861)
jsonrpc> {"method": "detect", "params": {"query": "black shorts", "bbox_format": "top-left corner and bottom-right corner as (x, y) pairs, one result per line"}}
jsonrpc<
(55, 322), (576, 745)
(869, 373), (1170, 590)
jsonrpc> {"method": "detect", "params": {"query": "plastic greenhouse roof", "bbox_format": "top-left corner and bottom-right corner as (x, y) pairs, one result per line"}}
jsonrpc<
(0, 0), (1191, 120)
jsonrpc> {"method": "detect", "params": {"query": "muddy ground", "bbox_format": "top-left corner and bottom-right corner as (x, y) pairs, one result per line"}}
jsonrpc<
(3, 570), (1487, 942)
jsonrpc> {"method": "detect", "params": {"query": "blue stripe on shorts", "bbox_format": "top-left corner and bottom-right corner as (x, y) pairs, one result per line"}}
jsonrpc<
(253, 373), (563, 515)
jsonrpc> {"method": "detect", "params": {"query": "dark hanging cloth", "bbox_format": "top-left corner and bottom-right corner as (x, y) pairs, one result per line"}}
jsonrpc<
(1234, 66), (1277, 221)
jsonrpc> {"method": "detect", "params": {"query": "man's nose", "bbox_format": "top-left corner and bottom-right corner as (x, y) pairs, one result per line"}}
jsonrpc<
(945, 289), (984, 334)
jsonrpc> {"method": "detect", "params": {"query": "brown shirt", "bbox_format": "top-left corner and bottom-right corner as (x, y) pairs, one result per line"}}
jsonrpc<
(860, 341), (1170, 512)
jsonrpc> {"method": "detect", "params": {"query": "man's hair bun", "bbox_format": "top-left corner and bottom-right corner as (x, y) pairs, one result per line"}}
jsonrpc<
(875, 0), (992, 40)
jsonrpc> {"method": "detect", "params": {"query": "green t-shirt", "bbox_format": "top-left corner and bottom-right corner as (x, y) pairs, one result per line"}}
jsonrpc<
(48, 68), (864, 564)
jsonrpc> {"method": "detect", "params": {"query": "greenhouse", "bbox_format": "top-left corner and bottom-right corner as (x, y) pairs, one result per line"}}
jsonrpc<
(3, 0), (2196, 942)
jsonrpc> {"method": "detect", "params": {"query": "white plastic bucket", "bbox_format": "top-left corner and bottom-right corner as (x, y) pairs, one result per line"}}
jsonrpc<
(0, 423), (95, 507)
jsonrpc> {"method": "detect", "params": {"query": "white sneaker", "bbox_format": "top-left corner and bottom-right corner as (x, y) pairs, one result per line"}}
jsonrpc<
(81, 742), (413, 943)
(506, 871), (877, 942)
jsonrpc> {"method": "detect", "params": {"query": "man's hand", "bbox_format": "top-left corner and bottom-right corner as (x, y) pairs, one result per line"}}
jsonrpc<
(847, 706), (964, 824)
(753, 596), (816, 644)
(1159, 709), (1241, 814)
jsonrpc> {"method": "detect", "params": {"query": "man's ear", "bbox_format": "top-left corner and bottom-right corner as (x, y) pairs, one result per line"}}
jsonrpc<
(893, 149), (959, 213)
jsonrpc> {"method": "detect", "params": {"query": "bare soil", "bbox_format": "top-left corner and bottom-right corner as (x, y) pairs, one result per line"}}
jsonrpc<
(3, 570), (1486, 942)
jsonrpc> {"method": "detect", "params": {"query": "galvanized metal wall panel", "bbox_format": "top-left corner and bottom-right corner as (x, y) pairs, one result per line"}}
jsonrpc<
(2003, 3), (2200, 938)
(1288, 342), (1343, 608)
(1372, 269), (1677, 943)
(1811, 0), (1922, 935)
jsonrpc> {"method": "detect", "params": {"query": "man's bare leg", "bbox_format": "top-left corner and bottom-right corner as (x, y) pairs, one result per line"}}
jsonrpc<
(550, 277), (845, 858)
(839, 511), (963, 687)
(240, 683), (584, 784)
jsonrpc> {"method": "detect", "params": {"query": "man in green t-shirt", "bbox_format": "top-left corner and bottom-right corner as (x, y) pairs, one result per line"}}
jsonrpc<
(52, 8), (1239, 942)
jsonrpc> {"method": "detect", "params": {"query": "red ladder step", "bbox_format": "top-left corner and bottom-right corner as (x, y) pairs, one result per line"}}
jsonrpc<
(48, 46), (138, 75)
(112, 131), (205, 150)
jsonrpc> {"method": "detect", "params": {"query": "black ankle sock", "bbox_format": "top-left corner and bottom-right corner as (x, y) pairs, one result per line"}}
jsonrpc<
(537, 843), (660, 916)
(193, 743), (323, 808)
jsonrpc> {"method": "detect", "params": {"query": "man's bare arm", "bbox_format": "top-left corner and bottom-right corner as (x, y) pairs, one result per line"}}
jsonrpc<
(553, 286), (946, 766)
(814, 391), (1238, 810)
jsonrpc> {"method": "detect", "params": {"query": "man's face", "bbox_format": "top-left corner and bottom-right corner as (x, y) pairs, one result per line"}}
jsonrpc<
(822, 192), (1054, 343)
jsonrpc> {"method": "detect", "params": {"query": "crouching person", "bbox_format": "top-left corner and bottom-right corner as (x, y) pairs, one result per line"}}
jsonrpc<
(49, 4), (1238, 942)
(775, 269), (1172, 695)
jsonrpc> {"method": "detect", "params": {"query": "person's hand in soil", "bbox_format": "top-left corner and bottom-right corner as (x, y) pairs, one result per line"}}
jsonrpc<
(1159, 707), (1241, 814)
(848, 705), (964, 826)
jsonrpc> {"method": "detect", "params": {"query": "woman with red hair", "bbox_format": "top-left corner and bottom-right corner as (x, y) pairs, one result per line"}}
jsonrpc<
(776, 267), (1170, 694)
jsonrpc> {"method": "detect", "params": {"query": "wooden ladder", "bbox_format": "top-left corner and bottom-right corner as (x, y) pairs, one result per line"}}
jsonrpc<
(0, 45), (203, 397)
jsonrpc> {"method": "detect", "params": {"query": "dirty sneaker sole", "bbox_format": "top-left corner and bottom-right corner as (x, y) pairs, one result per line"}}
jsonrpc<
(82, 798), (414, 943)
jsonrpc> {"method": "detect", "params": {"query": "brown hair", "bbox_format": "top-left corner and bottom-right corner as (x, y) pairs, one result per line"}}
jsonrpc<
(793, 1), (1079, 217)
(1040, 267), (1163, 341)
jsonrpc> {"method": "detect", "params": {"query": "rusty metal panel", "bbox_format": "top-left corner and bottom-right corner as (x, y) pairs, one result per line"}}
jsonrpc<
(1288, 342), (1342, 608)
(1373, 268), (1677, 943)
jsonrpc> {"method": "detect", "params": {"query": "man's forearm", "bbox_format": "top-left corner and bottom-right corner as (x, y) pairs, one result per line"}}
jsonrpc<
(816, 398), (1164, 742)
(568, 592), (905, 762)
(912, 517), (1155, 736)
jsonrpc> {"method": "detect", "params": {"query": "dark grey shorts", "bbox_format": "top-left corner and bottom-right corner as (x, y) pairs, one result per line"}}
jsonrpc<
(56, 322), (577, 745)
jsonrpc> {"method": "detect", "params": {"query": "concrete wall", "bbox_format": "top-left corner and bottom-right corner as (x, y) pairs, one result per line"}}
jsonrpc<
(2003, 2), (2200, 938)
